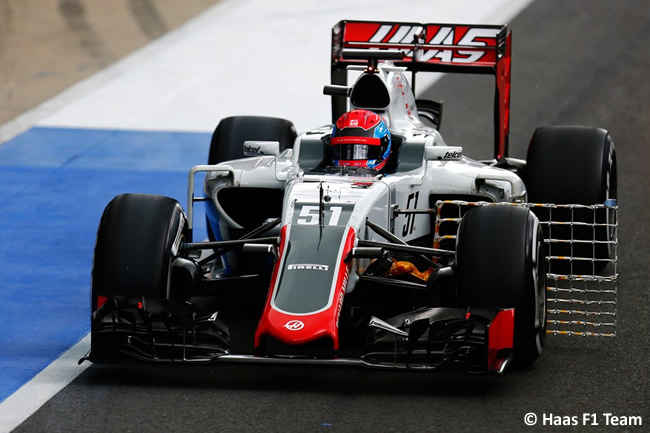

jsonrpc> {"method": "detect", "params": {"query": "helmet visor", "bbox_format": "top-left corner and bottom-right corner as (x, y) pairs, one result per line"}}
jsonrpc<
(330, 136), (384, 161)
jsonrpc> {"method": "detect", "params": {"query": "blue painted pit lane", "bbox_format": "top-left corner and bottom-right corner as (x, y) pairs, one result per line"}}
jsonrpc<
(0, 126), (211, 403)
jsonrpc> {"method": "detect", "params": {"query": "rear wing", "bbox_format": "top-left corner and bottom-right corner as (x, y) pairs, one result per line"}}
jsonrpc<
(331, 20), (512, 159)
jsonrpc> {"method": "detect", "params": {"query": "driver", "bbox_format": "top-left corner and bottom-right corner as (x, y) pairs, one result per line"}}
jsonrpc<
(330, 109), (392, 172)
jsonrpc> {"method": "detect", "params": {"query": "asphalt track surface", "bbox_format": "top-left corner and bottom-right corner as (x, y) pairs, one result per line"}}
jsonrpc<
(9, 1), (650, 432)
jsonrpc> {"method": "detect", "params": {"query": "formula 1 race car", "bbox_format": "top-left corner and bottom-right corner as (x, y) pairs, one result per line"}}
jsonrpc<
(82, 20), (618, 374)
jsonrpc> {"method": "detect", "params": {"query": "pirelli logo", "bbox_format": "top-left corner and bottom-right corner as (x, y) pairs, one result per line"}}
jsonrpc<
(287, 264), (329, 271)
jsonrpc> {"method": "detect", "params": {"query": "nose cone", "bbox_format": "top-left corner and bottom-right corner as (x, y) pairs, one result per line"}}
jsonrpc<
(254, 225), (356, 357)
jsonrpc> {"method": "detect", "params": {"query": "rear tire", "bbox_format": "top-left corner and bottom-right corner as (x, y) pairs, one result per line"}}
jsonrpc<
(525, 126), (616, 273)
(455, 205), (546, 366)
(208, 115), (297, 165)
(206, 116), (296, 275)
(206, 115), (296, 241)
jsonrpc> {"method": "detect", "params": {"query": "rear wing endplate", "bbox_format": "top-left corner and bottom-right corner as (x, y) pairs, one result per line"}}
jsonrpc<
(331, 20), (512, 159)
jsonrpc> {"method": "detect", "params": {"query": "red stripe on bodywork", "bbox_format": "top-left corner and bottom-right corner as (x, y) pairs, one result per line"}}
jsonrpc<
(381, 25), (399, 43)
(495, 31), (512, 160)
(487, 308), (515, 372)
(343, 22), (383, 45)
(254, 227), (356, 353)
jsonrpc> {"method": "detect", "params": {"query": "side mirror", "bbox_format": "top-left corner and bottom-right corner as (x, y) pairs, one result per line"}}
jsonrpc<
(243, 141), (280, 157)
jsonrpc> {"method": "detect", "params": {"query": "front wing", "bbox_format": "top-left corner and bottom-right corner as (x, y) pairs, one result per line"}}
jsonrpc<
(82, 296), (514, 374)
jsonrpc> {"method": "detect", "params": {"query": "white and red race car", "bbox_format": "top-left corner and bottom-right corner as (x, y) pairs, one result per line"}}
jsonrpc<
(82, 20), (618, 374)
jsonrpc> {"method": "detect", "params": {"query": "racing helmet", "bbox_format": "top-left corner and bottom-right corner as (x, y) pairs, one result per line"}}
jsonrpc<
(330, 110), (391, 171)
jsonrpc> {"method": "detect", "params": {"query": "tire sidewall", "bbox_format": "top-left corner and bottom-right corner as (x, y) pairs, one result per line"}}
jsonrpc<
(92, 194), (187, 304)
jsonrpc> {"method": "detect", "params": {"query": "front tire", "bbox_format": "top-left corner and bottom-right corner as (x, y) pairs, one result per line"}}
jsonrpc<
(89, 194), (226, 362)
(91, 193), (188, 307)
(455, 205), (546, 366)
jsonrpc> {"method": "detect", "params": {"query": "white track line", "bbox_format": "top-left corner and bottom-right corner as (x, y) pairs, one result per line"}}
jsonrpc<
(0, 335), (90, 433)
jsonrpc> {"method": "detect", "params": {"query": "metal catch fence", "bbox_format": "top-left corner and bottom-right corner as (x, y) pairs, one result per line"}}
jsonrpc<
(432, 200), (618, 337)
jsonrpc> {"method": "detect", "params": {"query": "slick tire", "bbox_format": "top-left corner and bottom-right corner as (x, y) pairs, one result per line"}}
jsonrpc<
(208, 115), (297, 165)
(455, 205), (546, 367)
(206, 115), (297, 241)
(205, 116), (296, 275)
(525, 126), (617, 273)
(92, 193), (188, 309)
